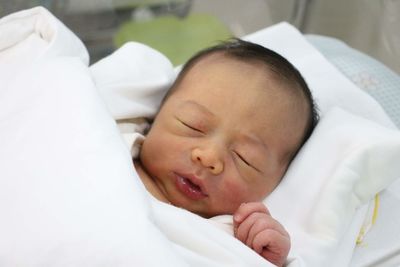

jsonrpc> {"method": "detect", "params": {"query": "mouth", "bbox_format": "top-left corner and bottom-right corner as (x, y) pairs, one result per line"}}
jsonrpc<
(174, 173), (208, 201)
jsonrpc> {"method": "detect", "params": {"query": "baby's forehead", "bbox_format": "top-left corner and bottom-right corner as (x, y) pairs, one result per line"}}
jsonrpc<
(181, 53), (280, 89)
(177, 55), (304, 120)
(169, 51), (306, 116)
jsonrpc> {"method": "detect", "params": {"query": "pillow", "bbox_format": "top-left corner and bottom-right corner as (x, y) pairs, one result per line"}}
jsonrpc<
(306, 34), (400, 128)
(265, 107), (400, 266)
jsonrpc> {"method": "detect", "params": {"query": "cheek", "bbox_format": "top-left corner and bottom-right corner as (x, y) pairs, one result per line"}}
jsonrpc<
(217, 174), (274, 208)
(140, 130), (169, 171)
(218, 178), (250, 207)
(141, 126), (187, 172)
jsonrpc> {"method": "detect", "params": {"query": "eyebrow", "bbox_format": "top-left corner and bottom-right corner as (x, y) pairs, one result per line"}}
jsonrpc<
(180, 100), (216, 118)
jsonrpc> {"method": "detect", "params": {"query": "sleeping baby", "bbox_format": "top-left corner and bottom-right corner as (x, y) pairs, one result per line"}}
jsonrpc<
(128, 39), (318, 266)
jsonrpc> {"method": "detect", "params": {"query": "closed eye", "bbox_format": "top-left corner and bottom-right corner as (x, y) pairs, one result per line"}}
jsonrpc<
(179, 119), (203, 133)
(235, 151), (260, 172)
(235, 151), (250, 166)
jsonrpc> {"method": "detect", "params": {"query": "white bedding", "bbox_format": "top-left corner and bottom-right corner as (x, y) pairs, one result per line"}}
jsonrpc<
(351, 179), (400, 267)
(1, 7), (400, 267)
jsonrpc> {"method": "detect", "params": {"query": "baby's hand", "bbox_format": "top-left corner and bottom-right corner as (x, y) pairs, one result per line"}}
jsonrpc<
(233, 202), (290, 267)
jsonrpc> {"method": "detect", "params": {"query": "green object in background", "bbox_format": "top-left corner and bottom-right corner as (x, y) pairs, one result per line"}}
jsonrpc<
(114, 13), (232, 66)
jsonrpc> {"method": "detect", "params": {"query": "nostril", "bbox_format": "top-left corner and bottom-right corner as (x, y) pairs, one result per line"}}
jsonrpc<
(196, 156), (201, 161)
(210, 166), (215, 170)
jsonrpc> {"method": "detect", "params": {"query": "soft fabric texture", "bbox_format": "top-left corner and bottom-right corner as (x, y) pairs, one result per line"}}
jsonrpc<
(306, 34), (400, 267)
(1, 6), (400, 267)
(0, 8), (184, 266)
(306, 34), (400, 128)
(90, 41), (175, 120)
(265, 108), (400, 266)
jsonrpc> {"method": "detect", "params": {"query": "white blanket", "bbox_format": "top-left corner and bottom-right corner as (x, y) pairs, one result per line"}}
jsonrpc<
(1, 7), (399, 267)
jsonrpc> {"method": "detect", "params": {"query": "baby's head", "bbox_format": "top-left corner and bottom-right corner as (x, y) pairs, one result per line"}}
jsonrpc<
(138, 39), (318, 217)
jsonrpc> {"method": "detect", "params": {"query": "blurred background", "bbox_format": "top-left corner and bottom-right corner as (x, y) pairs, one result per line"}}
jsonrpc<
(1, 0), (399, 74)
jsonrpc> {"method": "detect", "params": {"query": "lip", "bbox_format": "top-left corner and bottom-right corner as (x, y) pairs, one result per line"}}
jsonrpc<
(174, 172), (208, 200)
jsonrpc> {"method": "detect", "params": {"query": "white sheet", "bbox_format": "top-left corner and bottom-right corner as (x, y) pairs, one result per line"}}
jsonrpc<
(1, 6), (400, 267)
(350, 179), (400, 267)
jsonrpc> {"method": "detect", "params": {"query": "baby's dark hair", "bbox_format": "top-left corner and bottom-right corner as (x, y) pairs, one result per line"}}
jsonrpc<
(163, 38), (319, 155)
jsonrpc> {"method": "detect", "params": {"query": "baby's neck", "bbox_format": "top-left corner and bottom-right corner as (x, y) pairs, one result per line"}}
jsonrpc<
(133, 160), (171, 204)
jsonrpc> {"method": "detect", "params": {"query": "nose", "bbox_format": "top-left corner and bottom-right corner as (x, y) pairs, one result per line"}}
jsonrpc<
(191, 146), (224, 175)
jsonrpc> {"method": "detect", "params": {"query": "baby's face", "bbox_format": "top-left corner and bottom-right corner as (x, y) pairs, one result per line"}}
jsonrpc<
(139, 55), (307, 217)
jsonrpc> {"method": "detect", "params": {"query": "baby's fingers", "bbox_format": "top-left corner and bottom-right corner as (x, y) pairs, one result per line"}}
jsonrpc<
(245, 216), (288, 247)
(253, 230), (290, 267)
(233, 202), (270, 225)
(235, 212), (264, 243)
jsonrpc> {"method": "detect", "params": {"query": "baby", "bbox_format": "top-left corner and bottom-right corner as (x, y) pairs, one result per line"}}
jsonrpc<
(133, 39), (318, 266)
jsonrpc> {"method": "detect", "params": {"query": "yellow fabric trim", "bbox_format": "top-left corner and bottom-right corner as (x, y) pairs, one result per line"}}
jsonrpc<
(371, 194), (380, 225)
(356, 194), (379, 246)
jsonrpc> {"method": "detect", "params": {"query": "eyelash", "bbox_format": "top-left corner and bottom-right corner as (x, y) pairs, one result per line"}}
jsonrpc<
(235, 151), (251, 167)
(235, 151), (261, 173)
(178, 118), (259, 172)
(179, 120), (203, 133)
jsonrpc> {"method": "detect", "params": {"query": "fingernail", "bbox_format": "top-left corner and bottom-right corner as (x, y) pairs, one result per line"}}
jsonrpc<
(233, 214), (241, 222)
